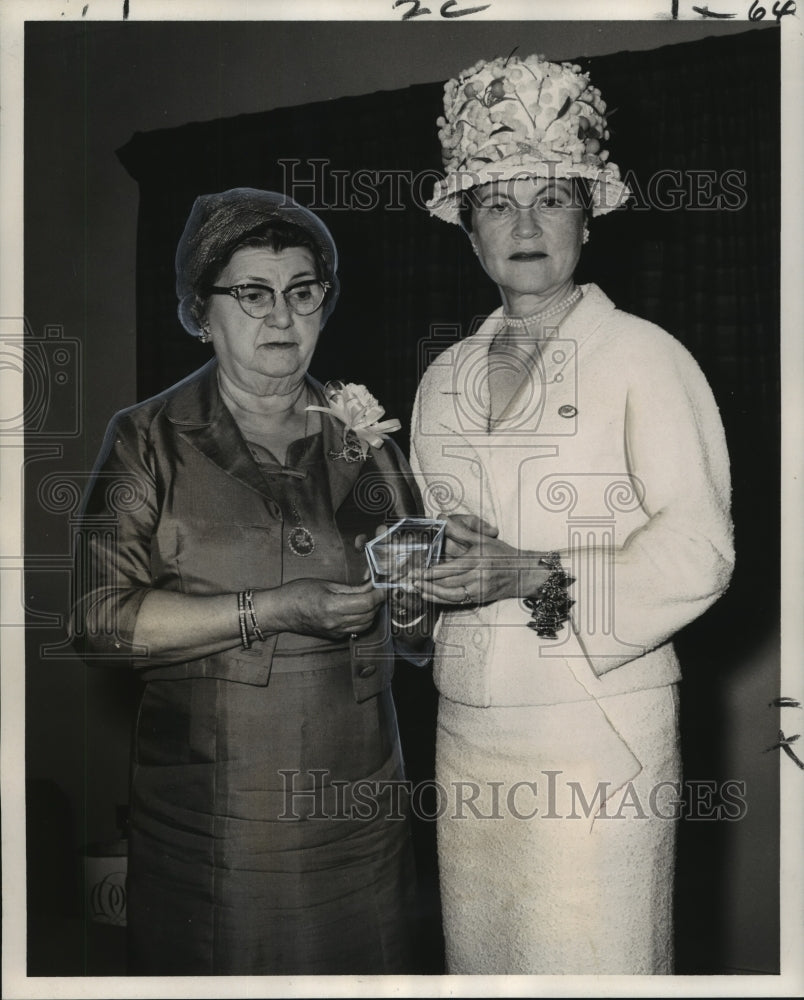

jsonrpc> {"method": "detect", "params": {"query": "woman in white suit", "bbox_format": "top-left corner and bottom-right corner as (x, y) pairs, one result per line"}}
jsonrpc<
(409, 53), (734, 975)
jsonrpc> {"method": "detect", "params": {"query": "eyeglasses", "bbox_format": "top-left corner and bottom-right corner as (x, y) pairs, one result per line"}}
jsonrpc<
(208, 280), (331, 318)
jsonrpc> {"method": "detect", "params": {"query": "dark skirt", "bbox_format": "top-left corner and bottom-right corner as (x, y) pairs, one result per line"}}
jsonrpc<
(126, 648), (419, 975)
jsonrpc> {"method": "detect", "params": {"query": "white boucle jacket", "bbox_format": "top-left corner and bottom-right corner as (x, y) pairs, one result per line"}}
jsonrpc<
(410, 284), (734, 708)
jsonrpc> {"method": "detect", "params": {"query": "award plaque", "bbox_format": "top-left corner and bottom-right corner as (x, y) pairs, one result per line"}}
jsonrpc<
(365, 517), (446, 591)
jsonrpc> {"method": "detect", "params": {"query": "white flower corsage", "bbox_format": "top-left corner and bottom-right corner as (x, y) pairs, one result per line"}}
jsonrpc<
(306, 381), (402, 462)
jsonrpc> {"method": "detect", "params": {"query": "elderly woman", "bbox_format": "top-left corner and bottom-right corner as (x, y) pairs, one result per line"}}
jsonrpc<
(409, 55), (735, 974)
(72, 188), (430, 976)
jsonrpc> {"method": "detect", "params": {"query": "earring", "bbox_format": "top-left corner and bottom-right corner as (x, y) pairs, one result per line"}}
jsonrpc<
(470, 241), (479, 256)
(198, 326), (211, 344)
(582, 224), (590, 245)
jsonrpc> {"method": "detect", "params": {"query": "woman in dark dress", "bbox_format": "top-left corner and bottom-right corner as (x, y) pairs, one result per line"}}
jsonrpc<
(72, 188), (430, 975)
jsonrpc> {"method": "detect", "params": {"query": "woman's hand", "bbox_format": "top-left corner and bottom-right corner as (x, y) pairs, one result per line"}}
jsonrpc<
(413, 514), (550, 607)
(268, 578), (385, 639)
(132, 576), (385, 664)
(442, 513), (499, 556)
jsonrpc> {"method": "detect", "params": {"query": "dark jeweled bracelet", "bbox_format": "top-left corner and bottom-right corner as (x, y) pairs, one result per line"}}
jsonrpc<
(523, 552), (576, 639)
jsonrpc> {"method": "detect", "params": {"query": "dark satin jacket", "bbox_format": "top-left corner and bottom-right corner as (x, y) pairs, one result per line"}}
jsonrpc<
(72, 359), (425, 702)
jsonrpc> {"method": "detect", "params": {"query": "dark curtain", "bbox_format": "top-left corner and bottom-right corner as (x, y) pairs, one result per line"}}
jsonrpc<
(118, 26), (780, 974)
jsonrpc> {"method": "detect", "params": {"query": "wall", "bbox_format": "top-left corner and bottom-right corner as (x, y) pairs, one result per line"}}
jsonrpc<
(22, 16), (779, 975)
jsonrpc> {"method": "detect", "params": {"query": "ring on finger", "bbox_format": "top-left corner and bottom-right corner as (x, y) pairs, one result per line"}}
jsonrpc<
(460, 585), (472, 604)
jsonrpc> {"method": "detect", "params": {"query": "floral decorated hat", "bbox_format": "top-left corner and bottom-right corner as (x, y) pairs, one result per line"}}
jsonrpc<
(427, 53), (630, 224)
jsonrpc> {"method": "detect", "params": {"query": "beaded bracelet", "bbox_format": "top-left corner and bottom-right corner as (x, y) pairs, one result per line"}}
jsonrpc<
(523, 552), (576, 639)
(390, 588), (426, 630)
(237, 590), (251, 650)
(244, 589), (266, 642)
(391, 612), (426, 629)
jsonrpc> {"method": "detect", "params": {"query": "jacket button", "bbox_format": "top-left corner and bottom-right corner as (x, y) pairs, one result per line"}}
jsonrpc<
(358, 664), (377, 679)
(265, 500), (281, 518)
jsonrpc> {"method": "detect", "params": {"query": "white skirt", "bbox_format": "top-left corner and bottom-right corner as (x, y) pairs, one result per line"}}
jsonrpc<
(435, 684), (681, 975)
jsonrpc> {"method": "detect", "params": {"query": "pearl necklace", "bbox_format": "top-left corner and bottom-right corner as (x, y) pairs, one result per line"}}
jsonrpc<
(502, 287), (582, 329)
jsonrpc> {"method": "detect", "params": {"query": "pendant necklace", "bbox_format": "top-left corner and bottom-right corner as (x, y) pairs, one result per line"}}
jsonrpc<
(286, 390), (316, 557)
(288, 499), (316, 557)
(229, 375), (317, 556)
